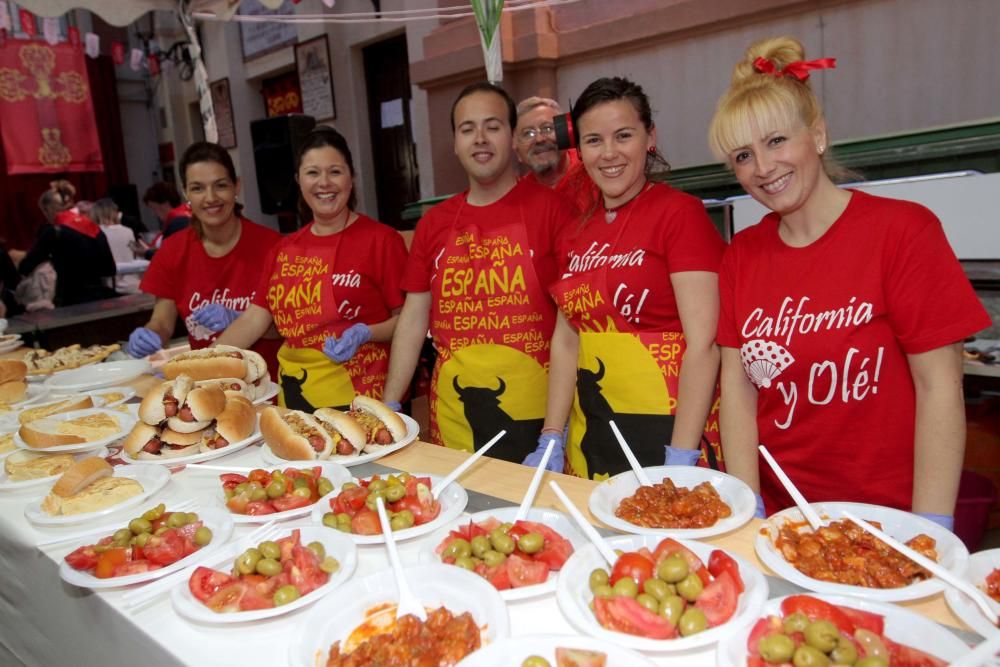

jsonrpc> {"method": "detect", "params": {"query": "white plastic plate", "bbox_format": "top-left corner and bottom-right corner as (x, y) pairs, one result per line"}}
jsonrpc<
(120, 423), (262, 466)
(457, 634), (657, 667)
(24, 463), (171, 525)
(944, 547), (1000, 637)
(253, 381), (280, 405)
(260, 413), (419, 467)
(0, 447), (109, 492)
(44, 359), (151, 391)
(210, 461), (353, 524)
(588, 465), (756, 539)
(754, 501), (969, 601)
(14, 407), (137, 453)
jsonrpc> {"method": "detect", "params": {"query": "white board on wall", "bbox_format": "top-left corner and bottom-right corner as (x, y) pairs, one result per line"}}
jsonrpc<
(730, 171), (1000, 260)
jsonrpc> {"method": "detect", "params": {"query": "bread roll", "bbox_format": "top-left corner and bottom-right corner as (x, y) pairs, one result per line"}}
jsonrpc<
(0, 359), (27, 384)
(51, 456), (112, 497)
(214, 395), (255, 443)
(19, 411), (121, 448)
(0, 380), (26, 403)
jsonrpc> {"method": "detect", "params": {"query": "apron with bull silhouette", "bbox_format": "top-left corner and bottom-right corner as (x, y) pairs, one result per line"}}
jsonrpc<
(427, 186), (560, 463)
(550, 183), (725, 480)
(257, 217), (407, 411)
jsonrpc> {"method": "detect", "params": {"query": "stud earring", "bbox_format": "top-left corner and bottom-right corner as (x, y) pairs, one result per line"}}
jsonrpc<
(647, 146), (656, 155)
(817, 145), (825, 155)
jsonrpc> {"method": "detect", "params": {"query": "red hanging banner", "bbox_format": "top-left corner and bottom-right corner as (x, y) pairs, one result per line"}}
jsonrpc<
(68, 26), (80, 48)
(0, 42), (104, 174)
(111, 41), (125, 65)
(147, 53), (160, 76)
(17, 8), (35, 37)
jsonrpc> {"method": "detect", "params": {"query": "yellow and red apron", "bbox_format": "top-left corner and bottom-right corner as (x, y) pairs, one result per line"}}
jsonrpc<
(428, 200), (556, 462)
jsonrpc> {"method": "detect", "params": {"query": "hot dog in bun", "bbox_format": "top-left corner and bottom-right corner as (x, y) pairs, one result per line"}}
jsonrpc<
(260, 407), (332, 460)
(313, 408), (367, 458)
(194, 377), (253, 401)
(347, 396), (407, 452)
(163, 345), (249, 381)
(138, 375), (192, 425)
(199, 395), (256, 452)
(165, 384), (226, 433)
(123, 423), (203, 459)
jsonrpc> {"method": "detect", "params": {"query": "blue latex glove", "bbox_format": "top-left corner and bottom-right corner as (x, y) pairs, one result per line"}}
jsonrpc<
(384, 400), (402, 412)
(323, 323), (372, 363)
(917, 512), (954, 531)
(664, 445), (701, 466)
(191, 303), (240, 332)
(523, 431), (565, 472)
(754, 494), (766, 519)
(126, 327), (162, 358)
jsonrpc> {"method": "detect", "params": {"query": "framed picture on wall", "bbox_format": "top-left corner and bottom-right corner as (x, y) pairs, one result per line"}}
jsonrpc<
(209, 78), (237, 149)
(295, 35), (336, 121)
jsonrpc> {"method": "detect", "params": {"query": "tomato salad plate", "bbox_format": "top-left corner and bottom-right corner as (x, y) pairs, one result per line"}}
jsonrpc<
(13, 407), (138, 453)
(557, 534), (767, 653)
(419, 506), (587, 601)
(288, 563), (509, 667)
(215, 461), (352, 524)
(120, 419), (262, 466)
(944, 547), (1000, 637)
(588, 465), (755, 539)
(310, 471), (468, 545)
(456, 634), (657, 667)
(24, 463), (171, 526)
(259, 413), (419, 468)
(717, 593), (967, 666)
(59, 504), (234, 589)
(755, 502), (968, 602)
(172, 525), (357, 623)
(0, 447), (109, 492)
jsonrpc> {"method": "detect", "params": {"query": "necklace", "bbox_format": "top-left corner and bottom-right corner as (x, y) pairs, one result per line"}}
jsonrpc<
(604, 182), (651, 223)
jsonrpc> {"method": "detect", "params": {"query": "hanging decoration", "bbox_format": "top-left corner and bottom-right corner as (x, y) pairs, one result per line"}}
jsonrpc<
(0, 41), (103, 173)
(67, 26), (80, 48)
(178, 8), (219, 143)
(18, 8), (36, 37)
(470, 0), (504, 83)
(84, 32), (99, 59)
(111, 40), (125, 64)
(41, 16), (59, 44)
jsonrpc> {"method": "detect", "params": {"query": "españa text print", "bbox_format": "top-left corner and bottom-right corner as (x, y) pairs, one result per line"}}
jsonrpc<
(740, 295), (884, 430)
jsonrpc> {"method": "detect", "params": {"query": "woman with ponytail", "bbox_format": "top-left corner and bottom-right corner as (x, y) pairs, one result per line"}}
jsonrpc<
(709, 37), (990, 526)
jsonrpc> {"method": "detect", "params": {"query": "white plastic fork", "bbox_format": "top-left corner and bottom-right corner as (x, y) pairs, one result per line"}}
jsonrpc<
(758, 444), (824, 530)
(431, 429), (505, 500)
(37, 499), (197, 548)
(375, 496), (426, 621)
(122, 521), (280, 610)
(608, 420), (653, 487)
(513, 438), (555, 522)
(548, 480), (618, 567)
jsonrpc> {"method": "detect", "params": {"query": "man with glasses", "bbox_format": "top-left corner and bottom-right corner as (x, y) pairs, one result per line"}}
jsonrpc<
(515, 97), (592, 213)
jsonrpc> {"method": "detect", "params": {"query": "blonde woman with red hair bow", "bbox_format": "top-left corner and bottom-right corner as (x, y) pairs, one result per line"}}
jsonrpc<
(708, 36), (990, 528)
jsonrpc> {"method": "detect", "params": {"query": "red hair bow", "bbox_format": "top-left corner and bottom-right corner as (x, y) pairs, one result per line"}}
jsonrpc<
(753, 56), (837, 81)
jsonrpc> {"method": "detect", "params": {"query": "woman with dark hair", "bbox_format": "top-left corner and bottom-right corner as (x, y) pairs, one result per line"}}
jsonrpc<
(137, 181), (191, 259)
(218, 127), (407, 410)
(19, 180), (117, 306)
(525, 77), (726, 479)
(126, 142), (282, 376)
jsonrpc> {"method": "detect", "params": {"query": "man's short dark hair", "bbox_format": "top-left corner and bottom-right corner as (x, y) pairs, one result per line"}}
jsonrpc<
(450, 82), (518, 132)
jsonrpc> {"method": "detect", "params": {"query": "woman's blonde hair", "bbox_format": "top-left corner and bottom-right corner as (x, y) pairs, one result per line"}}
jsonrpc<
(708, 36), (851, 181)
(90, 198), (119, 226)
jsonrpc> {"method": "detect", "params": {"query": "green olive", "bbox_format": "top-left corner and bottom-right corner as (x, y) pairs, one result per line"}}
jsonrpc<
(141, 503), (165, 521)
(270, 471), (286, 484)
(112, 535), (130, 548)
(488, 528), (507, 547)
(322, 512), (338, 528)
(384, 484), (406, 502)
(520, 657), (551, 667)
(396, 472), (412, 484)
(592, 583), (615, 599)
(783, 611), (810, 634)
(185, 512), (200, 525)
(364, 494), (380, 512)
(392, 510), (415, 529)
(300, 541), (323, 561)
(165, 512), (186, 529)
(470, 535), (491, 558)
(589, 568), (610, 592)
(803, 620), (839, 653)
(255, 557), (282, 577)
(154, 526), (169, 536)
(234, 482), (249, 495)
(612, 577), (639, 598)
(367, 478), (387, 492)
(266, 481), (286, 499)
(443, 538), (472, 560)
(658, 595), (685, 625)
(320, 556), (340, 574)
(758, 633), (796, 663)
(676, 573), (704, 602)
(134, 532), (151, 548)
(113, 528), (133, 543)
(258, 540), (281, 560)
(642, 578), (670, 600)
(292, 477), (309, 490)
(336, 512), (352, 525)
(855, 657), (889, 667)
(482, 550), (507, 568)
(194, 526), (212, 546)
(129, 518), (152, 535)
(251, 487), (269, 502)
(224, 487), (236, 500)
(92, 544), (111, 553)
(317, 477), (334, 497)
(273, 584), (301, 606)
(340, 481), (359, 491)
(291, 486), (312, 500)
(516, 532), (545, 555)
(453, 556), (477, 571)
(636, 593), (660, 614)
(491, 533), (515, 555)
(678, 607), (708, 637)
(500, 522), (514, 534)
(388, 515), (409, 531)
(657, 554), (689, 584)
(830, 637), (858, 665)
(792, 645), (830, 667)
(236, 548), (261, 575)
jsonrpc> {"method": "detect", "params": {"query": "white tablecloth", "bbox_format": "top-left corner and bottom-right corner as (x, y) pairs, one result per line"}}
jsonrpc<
(0, 444), (718, 667)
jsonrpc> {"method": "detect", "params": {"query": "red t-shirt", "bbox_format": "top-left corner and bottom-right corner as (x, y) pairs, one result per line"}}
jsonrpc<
(717, 190), (991, 513)
(558, 183), (724, 332)
(522, 151), (596, 215)
(402, 178), (572, 296)
(254, 215), (407, 350)
(140, 219), (281, 348)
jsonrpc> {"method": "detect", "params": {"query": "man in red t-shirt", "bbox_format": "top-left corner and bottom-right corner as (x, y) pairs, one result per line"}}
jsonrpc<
(383, 83), (575, 464)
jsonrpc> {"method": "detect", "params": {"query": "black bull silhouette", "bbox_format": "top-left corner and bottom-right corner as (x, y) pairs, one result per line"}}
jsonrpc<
(576, 358), (675, 477)
(452, 376), (543, 463)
